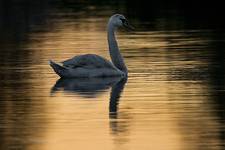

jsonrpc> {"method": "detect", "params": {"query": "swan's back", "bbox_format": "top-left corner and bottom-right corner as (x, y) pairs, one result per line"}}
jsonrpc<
(50, 54), (125, 78)
(62, 54), (117, 69)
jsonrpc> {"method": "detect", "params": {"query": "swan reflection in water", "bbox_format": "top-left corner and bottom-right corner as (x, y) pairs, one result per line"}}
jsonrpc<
(51, 77), (127, 112)
(51, 77), (129, 142)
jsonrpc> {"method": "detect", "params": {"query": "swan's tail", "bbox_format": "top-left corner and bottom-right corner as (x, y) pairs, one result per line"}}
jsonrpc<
(49, 60), (68, 78)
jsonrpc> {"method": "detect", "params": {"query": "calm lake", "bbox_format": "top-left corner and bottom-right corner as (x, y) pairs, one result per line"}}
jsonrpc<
(0, 1), (225, 150)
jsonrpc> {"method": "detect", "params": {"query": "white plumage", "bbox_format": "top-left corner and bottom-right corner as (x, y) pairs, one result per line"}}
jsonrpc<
(49, 14), (133, 78)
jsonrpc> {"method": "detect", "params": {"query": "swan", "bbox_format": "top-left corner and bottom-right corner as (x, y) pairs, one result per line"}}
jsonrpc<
(49, 14), (133, 78)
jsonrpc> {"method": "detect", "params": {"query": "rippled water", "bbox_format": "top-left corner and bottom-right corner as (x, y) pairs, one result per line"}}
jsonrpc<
(0, 2), (225, 150)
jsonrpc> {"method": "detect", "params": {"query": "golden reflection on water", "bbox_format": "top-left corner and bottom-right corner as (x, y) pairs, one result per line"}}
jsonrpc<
(0, 12), (224, 150)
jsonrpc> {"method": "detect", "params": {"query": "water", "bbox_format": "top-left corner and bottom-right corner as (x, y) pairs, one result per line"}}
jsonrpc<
(0, 1), (225, 150)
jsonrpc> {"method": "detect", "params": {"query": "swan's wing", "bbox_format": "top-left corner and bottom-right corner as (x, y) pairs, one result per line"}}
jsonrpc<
(62, 54), (117, 70)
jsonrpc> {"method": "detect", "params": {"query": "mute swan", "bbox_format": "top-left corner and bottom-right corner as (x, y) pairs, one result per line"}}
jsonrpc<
(49, 14), (133, 78)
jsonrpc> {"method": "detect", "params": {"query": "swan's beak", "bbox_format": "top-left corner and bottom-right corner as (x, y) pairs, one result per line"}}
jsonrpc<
(123, 19), (134, 31)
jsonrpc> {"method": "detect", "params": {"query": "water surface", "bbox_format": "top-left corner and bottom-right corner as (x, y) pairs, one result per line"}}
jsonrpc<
(0, 2), (225, 150)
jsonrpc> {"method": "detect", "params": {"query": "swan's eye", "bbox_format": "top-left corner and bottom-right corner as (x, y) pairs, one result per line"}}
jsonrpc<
(120, 18), (126, 24)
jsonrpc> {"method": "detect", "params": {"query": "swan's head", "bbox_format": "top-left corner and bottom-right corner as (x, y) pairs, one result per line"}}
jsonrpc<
(109, 14), (134, 30)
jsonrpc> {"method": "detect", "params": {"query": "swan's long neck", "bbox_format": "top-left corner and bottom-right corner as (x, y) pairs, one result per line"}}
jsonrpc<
(107, 21), (127, 74)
